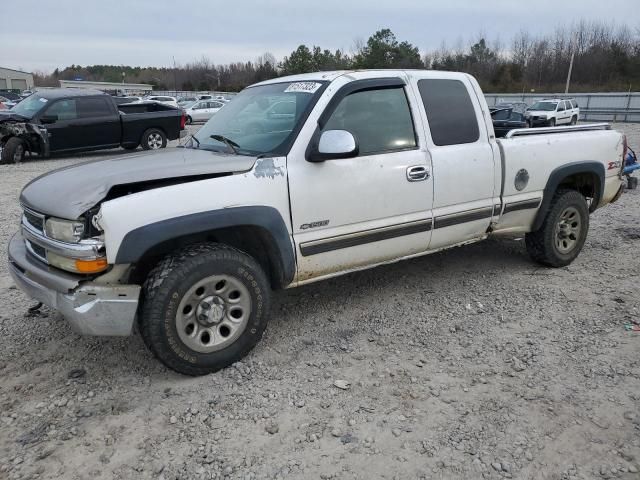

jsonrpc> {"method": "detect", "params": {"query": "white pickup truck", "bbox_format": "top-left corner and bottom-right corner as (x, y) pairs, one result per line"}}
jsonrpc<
(8, 70), (626, 375)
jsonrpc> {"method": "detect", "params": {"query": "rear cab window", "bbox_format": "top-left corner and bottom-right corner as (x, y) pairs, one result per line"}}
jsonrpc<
(417, 79), (480, 146)
(77, 97), (113, 118)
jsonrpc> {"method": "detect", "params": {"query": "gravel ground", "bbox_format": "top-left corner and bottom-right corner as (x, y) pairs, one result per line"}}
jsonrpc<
(0, 124), (639, 480)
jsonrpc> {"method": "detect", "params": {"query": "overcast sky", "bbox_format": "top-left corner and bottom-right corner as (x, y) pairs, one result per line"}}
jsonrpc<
(2, 0), (639, 73)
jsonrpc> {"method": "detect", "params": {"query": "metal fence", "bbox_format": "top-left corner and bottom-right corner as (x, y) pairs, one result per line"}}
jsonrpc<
(484, 92), (640, 123)
(152, 90), (238, 100)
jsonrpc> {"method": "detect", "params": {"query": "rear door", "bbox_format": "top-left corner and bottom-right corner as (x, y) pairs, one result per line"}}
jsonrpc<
(408, 72), (499, 249)
(287, 74), (434, 282)
(75, 97), (120, 148)
(192, 101), (207, 121)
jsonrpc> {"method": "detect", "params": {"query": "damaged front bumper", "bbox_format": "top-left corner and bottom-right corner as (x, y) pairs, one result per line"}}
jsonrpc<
(8, 232), (140, 336)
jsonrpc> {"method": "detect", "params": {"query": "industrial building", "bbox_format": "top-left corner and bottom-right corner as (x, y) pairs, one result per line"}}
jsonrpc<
(58, 79), (153, 95)
(0, 67), (34, 92)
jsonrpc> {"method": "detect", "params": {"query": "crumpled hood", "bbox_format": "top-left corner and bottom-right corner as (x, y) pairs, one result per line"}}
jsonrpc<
(0, 111), (30, 122)
(20, 147), (257, 219)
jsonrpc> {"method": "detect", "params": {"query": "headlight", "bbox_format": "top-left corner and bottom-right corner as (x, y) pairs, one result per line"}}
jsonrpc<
(45, 218), (84, 243)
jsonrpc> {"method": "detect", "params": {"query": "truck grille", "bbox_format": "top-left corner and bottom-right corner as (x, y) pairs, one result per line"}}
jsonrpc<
(23, 208), (45, 235)
(25, 239), (47, 263)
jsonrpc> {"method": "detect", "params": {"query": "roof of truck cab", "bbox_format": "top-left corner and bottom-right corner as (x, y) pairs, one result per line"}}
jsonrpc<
(252, 69), (474, 88)
(33, 88), (107, 99)
(252, 71), (355, 87)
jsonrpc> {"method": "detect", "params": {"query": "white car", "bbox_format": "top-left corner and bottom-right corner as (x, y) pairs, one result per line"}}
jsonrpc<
(9, 70), (625, 375)
(143, 95), (179, 108)
(183, 99), (225, 124)
(525, 98), (580, 127)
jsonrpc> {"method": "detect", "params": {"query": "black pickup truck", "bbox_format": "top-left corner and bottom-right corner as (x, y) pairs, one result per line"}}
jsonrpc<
(0, 89), (186, 164)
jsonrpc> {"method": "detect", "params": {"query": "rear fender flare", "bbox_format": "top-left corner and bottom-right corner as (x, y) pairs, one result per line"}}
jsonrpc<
(532, 161), (605, 231)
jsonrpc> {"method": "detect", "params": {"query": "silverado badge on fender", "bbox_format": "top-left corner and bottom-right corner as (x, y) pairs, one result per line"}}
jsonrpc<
(300, 220), (330, 230)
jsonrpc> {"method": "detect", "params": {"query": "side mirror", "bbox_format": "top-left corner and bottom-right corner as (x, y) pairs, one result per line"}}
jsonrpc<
(40, 114), (57, 124)
(308, 129), (358, 162)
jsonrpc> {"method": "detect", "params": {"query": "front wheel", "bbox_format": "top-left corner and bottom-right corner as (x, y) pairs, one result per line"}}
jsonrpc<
(525, 189), (589, 267)
(141, 128), (167, 150)
(186, 115), (193, 125)
(548, 118), (556, 127)
(0, 137), (26, 164)
(139, 243), (271, 376)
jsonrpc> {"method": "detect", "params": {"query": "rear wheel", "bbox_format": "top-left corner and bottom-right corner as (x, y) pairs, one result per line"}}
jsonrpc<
(570, 115), (578, 125)
(139, 243), (271, 376)
(525, 189), (589, 267)
(0, 137), (26, 164)
(186, 115), (193, 125)
(141, 128), (167, 150)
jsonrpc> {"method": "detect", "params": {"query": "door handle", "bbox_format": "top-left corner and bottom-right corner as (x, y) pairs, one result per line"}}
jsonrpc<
(406, 165), (430, 182)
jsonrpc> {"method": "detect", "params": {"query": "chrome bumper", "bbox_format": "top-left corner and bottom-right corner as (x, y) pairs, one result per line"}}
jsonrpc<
(8, 232), (140, 336)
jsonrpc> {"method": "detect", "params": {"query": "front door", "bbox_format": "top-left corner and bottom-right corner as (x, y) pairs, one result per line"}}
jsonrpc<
(287, 76), (434, 283)
(38, 98), (78, 151)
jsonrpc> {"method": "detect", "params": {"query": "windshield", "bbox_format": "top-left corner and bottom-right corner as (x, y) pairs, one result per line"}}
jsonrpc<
(10, 94), (48, 118)
(529, 101), (557, 111)
(181, 100), (197, 109)
(192, 81), (326, 156)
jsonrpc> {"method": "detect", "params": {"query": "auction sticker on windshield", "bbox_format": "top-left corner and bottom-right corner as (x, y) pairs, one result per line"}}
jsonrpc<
(284, 82), (322, 94)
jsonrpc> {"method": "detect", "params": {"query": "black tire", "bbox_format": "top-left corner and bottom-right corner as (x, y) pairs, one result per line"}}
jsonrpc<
(525, 189), (589, 267)
(123, 144), (138, 151)
(548, 118), (556, 127)
(570, 115), (578, 125)
(0, 137), (26, 164)
(139, 243), (271, 376)
(186, 115), (193, 125)
(628, 176), (638, 190)
(141, 128), (167, 150)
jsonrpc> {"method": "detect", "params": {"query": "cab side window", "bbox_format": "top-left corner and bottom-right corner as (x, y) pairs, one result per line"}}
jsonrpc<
(417, 79), (479, 146)
(45, 99), (77, 121)
(558, 102), (565, 111)
(77, 97), (112, 118)
(322, 87), (417, 155)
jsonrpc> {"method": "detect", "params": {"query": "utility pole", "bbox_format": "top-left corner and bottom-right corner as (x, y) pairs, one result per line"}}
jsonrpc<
(565, 33), (577, 94)
(172, 56), (178, 96)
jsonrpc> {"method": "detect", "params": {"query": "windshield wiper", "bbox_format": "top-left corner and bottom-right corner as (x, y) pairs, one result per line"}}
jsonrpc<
(210, 134), (240, 155)
(190, 134), (200, 148)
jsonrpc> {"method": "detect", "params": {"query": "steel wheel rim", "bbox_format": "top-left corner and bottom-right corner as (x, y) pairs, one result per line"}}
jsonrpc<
(176, 274), (252, 353)
(13, 144), (23, 162)
(148, 133), (163, 149)
(555, 206), (581, 254)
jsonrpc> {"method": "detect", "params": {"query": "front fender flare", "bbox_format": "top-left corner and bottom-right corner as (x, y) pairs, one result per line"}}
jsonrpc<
(114, 206), (295, 286)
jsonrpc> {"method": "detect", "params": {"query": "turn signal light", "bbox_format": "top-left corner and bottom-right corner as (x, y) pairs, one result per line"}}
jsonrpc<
(75, 258), (108, 274)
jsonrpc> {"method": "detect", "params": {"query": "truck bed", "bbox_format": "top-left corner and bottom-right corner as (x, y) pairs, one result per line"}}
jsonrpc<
(493, 124), (624, 233)
(118, 102), (183, 147)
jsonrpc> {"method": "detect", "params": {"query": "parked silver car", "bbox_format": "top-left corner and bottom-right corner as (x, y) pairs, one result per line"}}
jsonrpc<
(183, 99), (225, 124)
